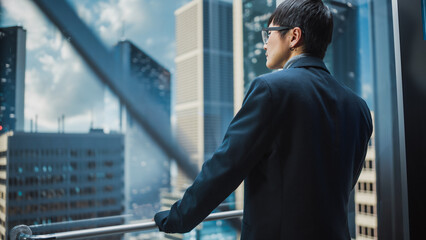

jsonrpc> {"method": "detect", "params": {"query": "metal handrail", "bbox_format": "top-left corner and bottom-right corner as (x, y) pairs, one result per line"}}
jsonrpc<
(10, 210), (243, 240)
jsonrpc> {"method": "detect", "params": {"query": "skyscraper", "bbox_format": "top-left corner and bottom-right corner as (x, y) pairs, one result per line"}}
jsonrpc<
(114, 40), (171, 219)
(355, 112), (378, 240)
(0, 131), (125, 240)
(170, 0), (235, 238)
(174, 0), (233, 190)
(0, 26), (26, 134)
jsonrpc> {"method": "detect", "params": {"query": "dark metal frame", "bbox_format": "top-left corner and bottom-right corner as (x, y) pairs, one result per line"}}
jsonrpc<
(372, 0), (410, 238)
(389, 0), (426, 239)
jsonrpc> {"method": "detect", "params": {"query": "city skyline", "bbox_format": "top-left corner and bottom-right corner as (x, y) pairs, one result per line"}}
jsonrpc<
(0, 130), (125, 240)
(0, 0), (192, 133)
(0, 0), (409, 239)
(1, 0), (374, 134)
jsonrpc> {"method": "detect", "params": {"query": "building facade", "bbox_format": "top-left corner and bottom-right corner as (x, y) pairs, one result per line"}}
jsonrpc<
(0, 131), (124, 240)
(171, 0), (235, 238)
(355, 112), (378, 240)
(0, 26), (26, 134)
(174, 0), (234, 191)
(114, 40), (171, 219)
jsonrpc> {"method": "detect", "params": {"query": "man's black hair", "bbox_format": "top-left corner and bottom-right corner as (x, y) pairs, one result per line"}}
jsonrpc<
(268, 0), (333, 59)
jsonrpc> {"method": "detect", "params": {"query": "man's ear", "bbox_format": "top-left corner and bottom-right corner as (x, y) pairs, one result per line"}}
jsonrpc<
(290, 27), (303, 48)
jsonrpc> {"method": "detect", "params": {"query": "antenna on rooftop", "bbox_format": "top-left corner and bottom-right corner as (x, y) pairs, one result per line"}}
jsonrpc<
(62, 114), (65, 133)
(90, 110), (94, 130)
(35, 115), (38, 133)
(58, 117), (61, 133)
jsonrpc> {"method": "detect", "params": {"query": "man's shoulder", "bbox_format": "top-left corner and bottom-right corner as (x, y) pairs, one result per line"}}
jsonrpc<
(256, 68), (305, 87)
(255, 68), (318, 94)
(258, 68), (304, 80)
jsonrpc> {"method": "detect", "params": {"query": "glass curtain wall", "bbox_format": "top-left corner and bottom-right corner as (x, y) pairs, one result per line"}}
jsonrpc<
(322, 0), (396, 239)
(0, 0), (404, 239)
(0, 0), (188, 239)
(0, 0), (240, 240)
(323, 1), (376, 239)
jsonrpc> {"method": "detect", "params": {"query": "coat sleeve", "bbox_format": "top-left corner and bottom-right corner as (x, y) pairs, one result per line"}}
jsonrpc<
(154, 77), (277, 233)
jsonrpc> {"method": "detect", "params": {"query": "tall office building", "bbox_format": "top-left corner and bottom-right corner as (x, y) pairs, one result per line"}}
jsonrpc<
(0, 26), (26, 134)
(174, 0), (233, 190)
(0, 131), (125, 240)
(355, 112), (378, 240)
(114, 40), (171, 219)
(169, 0), (235, 238)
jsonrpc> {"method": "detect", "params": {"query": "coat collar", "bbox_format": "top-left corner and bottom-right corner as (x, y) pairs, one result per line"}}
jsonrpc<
(287, 55), (330, 73)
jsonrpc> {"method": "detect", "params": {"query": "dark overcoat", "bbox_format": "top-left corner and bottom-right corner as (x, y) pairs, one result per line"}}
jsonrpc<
(155, 56), (373, 239)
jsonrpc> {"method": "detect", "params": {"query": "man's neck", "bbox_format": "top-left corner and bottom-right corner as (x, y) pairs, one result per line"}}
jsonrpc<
(283, 53), (310, 69)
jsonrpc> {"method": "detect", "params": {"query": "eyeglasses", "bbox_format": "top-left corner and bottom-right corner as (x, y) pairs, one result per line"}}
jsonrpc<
(261, 26), (292, 45)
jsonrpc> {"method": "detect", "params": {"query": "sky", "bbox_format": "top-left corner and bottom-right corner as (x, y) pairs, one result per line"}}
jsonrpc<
(0, 0), (193, 133)
(0, 0), (375, 133)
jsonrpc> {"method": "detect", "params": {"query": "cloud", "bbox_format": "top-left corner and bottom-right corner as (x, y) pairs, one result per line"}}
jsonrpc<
(74, 0), (148, 47)
(50, 31), (63, 51)
(7, 0), (193, 133)
(362, 83), (373, 101)
(98, 1), (123, 35)
(118, 0), (146, 25)
(145, 38), (153, 46)
(103, 88), (121, 133)
(76, 3), (93, 24)
(2, 0), (50, 51)
(60, 40), (74, 60)
(25, 40), (106, 133)
(73, 0), (191, 72)
(2, 0), (126, 133)
(165, 41), (176, 73)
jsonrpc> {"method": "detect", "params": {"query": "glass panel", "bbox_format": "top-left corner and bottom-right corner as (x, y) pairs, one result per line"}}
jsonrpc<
(242, 0), (276, 91)
(0, 0), (398, 239)
(323, 0), (394, 239)
(0, 0), (239, 240)
(1, 1), (129, 239)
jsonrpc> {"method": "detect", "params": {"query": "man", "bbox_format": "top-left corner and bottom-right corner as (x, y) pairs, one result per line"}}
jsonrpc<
(155, 0), (373, 239)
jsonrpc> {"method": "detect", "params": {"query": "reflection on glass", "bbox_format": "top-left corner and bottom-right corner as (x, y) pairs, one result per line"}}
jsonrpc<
(0, 0), (397, 239)
(114, 40), (171, 222)
(242, 0), (276, 92)
(324, 0), (377, 239)
(0, 0), (181, 239)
